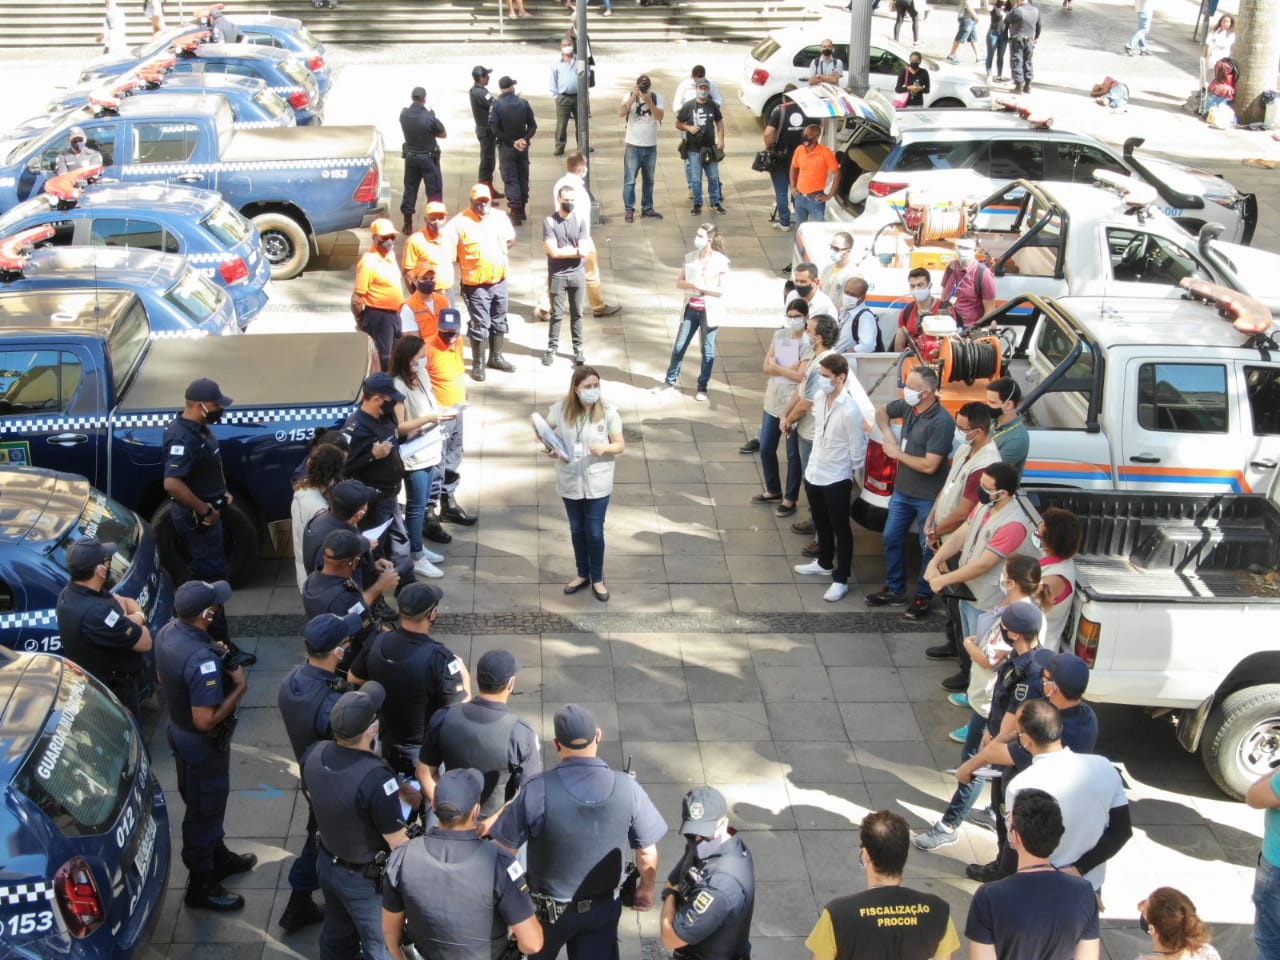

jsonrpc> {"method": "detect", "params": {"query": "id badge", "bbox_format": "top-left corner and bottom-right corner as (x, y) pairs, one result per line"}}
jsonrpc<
(573, 442), (585, 461)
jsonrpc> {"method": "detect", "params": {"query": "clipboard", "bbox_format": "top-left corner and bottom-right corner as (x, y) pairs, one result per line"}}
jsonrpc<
(531, 412), (570, 461)
(399, 423), (441, 460)
(363, 517), (393, 544)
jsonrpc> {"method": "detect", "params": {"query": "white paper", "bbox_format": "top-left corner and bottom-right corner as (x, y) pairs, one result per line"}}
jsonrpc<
(363, 517), (393, 544)
(531, 412), (569, 460)
(773, 338), (802, 387)
(399, 424), (441, 460)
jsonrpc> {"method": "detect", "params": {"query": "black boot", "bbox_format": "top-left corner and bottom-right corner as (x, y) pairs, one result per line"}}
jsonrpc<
(423, 502), (452, 544)
(212, 841), (258, 880)
(440, 493), (477, 526)
(487, 333), (515, 373)
(185, 873), (245, 912)
(470, 338), (487, 382)
(278, 890), (325, 933)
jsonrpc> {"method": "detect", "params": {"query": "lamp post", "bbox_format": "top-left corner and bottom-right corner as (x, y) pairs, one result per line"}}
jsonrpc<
(847, 0), (872, 95)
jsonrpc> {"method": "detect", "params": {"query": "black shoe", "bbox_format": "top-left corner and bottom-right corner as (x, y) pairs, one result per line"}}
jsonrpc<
(278, 891), (324, 933)
(423, 506), (452, 544)
(865, 588), (909, 607)
(185, 875), (245, 912)
(542, 349), (556, 366)
(691, 203), (702, 214)
(967, 807), (998, 832)
(903, 596), (933, 621)
(711, 202), (726, 214)
(554, 147), (565, 156)
(940, 671), (967, 692)
(924, 643), (954, 661)
(739, 438), (760, 454)
(211, 843), (257, 880)
(801, 540), (821, 559)
(965, 859), (1007, 883)
(371, 597), (399, 623)
(441, 496), (477, 526)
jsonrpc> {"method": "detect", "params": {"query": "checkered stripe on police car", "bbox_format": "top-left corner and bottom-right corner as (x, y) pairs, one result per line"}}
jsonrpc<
(1, 406), (353, 434)
(0, 416), (109, 432)
(233, 120), (288, 129)
(186, 251), (240, 264)
(0, 882), (53, 905)
(0, 609), (57, 630)
(122, 157), (367, 175)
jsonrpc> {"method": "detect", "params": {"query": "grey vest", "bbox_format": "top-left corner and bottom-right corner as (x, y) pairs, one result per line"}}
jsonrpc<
(435, 703), (521, 818)
(960, 496), (1040, 610)
(302, 741), (393, 864)
(528, 768), (633, 901)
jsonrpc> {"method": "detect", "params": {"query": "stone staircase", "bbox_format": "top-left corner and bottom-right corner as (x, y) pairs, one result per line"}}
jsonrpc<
(4, 0), (829, 48)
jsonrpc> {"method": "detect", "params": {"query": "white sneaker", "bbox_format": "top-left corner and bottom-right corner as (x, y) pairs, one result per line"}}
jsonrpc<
(650, 383), (677, 395)
(771, 221), (792, 231)
(413, 556), (444, 579)
(824, 582), (849, 602)
(694, 391), (708, 402)
(421, 546), (445, 563)
(795, 560), (833, 575)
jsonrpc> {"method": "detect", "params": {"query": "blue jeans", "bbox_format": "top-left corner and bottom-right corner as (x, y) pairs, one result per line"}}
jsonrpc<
(317, 857), (392, 960)
(1258, 855), (1280, 960)
(883, 490), (936, 597)
(959, 599), (982, 638)
(531, 895), (623, 960)
(768, 165), (792, 226)
(686, 149), (721, 206)
(623, 143), (657, 213)
(985, 30), (1007, 75)
(939, 710), (988, 828)
(760, 411), (802, 504)
(404, 465), (436, 558)
(563, 495), (610, 583)
(793, 191), (826, 226)
(664, 304), (718, 391)
(1129, 10), (1151, 49)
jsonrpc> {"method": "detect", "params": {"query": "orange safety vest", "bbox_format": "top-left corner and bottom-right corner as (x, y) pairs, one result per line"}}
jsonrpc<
(354, 249), (404, 311)
(407, 289), (450, 341)
(453, 208), (507, 287)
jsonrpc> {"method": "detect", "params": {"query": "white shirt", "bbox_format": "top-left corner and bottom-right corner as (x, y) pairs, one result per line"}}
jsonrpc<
(836, 299), (880, 355)
(674, 76), (723, 109)
(622, 91), (664, 148)
(551, 172), (591, 238)
(805, 388), (867, 486)
(802, 288), (838, 320)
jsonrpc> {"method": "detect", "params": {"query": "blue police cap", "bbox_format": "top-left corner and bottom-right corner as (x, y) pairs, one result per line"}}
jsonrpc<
(434, 768), (483, 817)
(174, 579), (232, 618)
(398, 583), (443, 618)
(303, 612), (363, 654)
(553, 703), (597, 750)
(362, 372), (404, 402)
(323, 528), (366, 561)
(1045, 653), (1090, 699)
(680, 786), (729, 835)
(437, 308), (462, 332)
(330, 478), (375, 513)
(66, 537), (116, 578)
(1001, 602), (1043, 636)
(186, 377), (233, 406)
(476, 649), (518, 688)
(330, 681), (385, 739)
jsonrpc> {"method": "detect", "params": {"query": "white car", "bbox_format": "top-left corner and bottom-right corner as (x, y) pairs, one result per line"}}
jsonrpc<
(739, 26), (991, 122)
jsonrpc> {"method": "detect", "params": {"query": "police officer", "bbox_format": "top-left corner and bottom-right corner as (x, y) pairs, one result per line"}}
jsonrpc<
(399, 85), (447, 234)
(345, 373), (413, 571)
(276, 612), (362, 934)
(302, 529), (398, 661)
(660, 787), (755, 960)
(207, 4), (242, 42)
(55, 125), (103, 175)
(418, 649), (541, 827)
(162, 377), (256, 665)
(488, 76), (536, 226)
(302, 681), (417, 960)
(492, 704), (668, 959)
(56, 537), (151, 717)
(469, 65), (504, 199)
(382, 768), (544, 960)
(348, 582), (469, 777)
(155, 579), (256, 911)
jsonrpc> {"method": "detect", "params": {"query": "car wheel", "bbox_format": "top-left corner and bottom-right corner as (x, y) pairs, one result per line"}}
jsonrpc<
(252, 211), (310, 281)
(150, 499), (264, 588)
(760, 94), (783, 125)
(1201, 683), (1280, 800)
(930, 97), (964, 108)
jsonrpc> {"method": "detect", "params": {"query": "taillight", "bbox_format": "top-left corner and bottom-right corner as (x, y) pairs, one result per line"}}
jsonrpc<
(54, 857), (106, 938)
(352, 166), (379, 204)
(307, 54), (325, 71)
(219, 256), (249, 285)
(869, 180), (909, 198)
(750, 68), (770, 86)
(861, 440), (898, 498)
(1074, 617), (1100, 666)
(288, 91), (310, 110)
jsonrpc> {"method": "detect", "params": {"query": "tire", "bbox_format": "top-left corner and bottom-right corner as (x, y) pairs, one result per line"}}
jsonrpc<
(150, 499), (264, 589)
(929, 97), (964, 108)
(760, 94), (783, 125)
(1200, 683), (1280, 800)
(252, 211), (310, 281)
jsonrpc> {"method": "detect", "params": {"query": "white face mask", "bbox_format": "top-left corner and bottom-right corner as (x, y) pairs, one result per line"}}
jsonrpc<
(842, 294), (861, 310)
(693, 235), (709, 250)
(955, 427), (970, 446)
(829, 248), (844, 264)
(579, 386), (601, 405)
(816, 377), (836, 396)
(785, 316), (806, 332)
(412, 357), (427, 374)
(957, 250), (975, 267)
(562, 47), (574, 56)
(903, 387), (924, 407)
(911, 286), (931, 303)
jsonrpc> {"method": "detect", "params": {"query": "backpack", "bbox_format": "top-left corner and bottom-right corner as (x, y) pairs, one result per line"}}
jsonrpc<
(847, 305), (884, 353)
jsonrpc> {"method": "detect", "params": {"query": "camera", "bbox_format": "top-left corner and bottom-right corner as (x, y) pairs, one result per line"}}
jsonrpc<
(221, 647), (253, 672)
(675, 864), (707, 902)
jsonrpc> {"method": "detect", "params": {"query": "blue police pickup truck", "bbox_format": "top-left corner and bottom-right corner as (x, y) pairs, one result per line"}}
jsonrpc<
(0, 94), (389, 279)
(0, 292), (370, 585)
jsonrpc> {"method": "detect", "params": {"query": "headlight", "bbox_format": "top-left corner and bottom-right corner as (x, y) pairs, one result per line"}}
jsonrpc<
(971, 85), (990, 98)
(1209, 194), (1241, 209)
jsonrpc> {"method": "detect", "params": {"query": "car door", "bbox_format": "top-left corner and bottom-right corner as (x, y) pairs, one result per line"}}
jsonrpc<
(121, 119), (208, 190)
(790, 42), (850, 88)
(867, 46), (906, 101)
(15, 121), (121, 204)
(1052, 141), (1128, 185)
(1119, 357), (1243, 492)
(1103, 226), (1213, 300)
(89, 217), (181, 254)
(1238, 362), (1280, 494)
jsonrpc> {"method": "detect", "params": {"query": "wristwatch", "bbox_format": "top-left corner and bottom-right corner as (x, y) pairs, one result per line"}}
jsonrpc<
(661, 887), (678, 902)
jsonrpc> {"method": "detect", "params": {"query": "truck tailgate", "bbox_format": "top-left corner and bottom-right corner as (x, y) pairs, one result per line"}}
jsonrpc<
(221, 125), (379, 164)
(116, 332), (369, 412)
(1074, 556), (1280, 602)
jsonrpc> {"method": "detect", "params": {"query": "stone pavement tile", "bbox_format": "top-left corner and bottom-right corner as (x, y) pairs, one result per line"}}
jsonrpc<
(707, 483), (766, 507)
(145, 895), (181, 949)
(670, 583), (739, 613)
(541, 632), (612, 665)
(798, 829), (862, 892)
(605, 482), (658, 507)
(827, 665), (908, 703)
(720, 528), (787, 556)
(715, 505), (780, 529)
(239, 670), (289, 709)
(233, 707), (292, 748)
(814, 632), (896, 667)
(438, 581), (475, 614)
(750, 880), (821, 937)
(841, 701), (926, 742)
(786, 781), (874, 830)
(775, 740), (862, 784)
(610, 632), (682, 664)
(726, 554), (798, 584)
(743, 938), (810, 960)
(645, 459), (706, 483)
(701, 740), (787, 786)
(680, 635), (752, 669)
(704, 460), (757, 486)
(600, 555), (668, 583)
(635, 418), (696, 444)
(469, 582), (538, 613)
(701, 440), (758, 463)
(692, 701), (772, 741)
(912, 699), (967, 742)
(167, 944), (269, 960)
(469, 633), (542, 669)
(766, 701), (848, 742)
(747, 632), (822, 666)
(898, 663), (962, 701)
(756, 665), (835, 702)
(472, 554), (547, 583)
(663, 553), (733, 583)
(659, 530), (725, 556)
(615, 664), (690, 702)
(539, 665), (616, 703)
(169, 893), (275, 944)
(738, 830), (809, 881)
(223, 791), (298, 839)
(711, 782), (799, 831)
(265, 589), (306, 615)
(232, 584), (273, 616)
(652, 503), (719, 532)
(620, 740), (705, 784)
(585, 583), (673, 613)
(619, 701), (696, 742)
(685, 664), (762, 703)
(854, 741), (951, 785)
(249, 637), (303, 672)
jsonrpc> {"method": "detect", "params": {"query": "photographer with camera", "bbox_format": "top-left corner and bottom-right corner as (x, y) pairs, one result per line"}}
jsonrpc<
(659, 786), (754, 960)
(155, 579), (255, 912)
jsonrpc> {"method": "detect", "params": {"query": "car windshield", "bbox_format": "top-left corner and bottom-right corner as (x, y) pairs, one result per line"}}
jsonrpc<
(279, 56), (314, 90)
(136, 26), (187, 59)
(201, 200), (252, 246)
(751, 37), (780, 62)
(14, 664), (139, 837)
(5, 111), (92, 165)
(105, 299), (151, 392)
(295, 25), (320, 50)
(166, 268), (223, 324)
(50, 487), (142, 578)
(251, 87), (291, 121)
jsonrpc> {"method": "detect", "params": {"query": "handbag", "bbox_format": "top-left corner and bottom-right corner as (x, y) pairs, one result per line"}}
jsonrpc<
(751, 150), (776, 172)
(893, 91), (910, 108)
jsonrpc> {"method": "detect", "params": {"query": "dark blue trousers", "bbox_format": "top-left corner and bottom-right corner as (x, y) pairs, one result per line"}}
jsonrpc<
(168, 725), (230, 876)
(531, 896), (623, 960)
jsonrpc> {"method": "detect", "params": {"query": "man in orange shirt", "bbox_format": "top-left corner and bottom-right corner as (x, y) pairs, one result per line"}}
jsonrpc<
(402, 201), (457, 307)
(424, 308), (476, 528)
(406, 264), (450, 341)
(789, 123), (841, 227)
(450, 183), (516, 382)
(351, 218), (405, 371)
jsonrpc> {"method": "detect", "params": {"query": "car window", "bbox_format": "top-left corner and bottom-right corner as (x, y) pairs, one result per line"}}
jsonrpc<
(0, 349), (83, 414)
(252, 87), (291, 121)
(245, 33), (281, 47)
(280, 57), (314, 88)
(295, 25), (320, 49)
(36, 123), (116, 172)
(132, 121), (199, 165)
(1245, 366), (1280, 436)
(1107, 228), (1209, 286)
(751, 36), (780, 62)
(974, 140), (1045, 180)
(793, 44), (821, 68)
(1057, 142), (1127, 184)
(166, 267), (223, 325)
(201, 200), (252, 246)
(1137, 363), (1228, 433)
(0, 579), (15, 612)
(51, 487), (142, 581)
(888, 140), (983, 172)
(224, 62), (261, 79)
(89, 217), (178, 253)
(169, 60), (200, 76)
(1031, 313), (1095, 418)
(869, 46), (905, 75)
(106, 301), (151, 393)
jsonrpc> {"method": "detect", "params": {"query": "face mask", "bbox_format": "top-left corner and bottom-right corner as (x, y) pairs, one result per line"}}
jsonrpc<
(71, 140), (85, 153)
(696, 89), (710, 100)
(988, 403), (1005, 420)
(440, 331), (458, 343)
(561, 201), (575, 214)
(417, 278), (436, 295)
(910, 61), (921, 70)
(98, 563), (116, 590)
(842, 293), (861, 309)
(562, 47), (574, 56)
(803, 135), (817, 146)
(902, 387), (923, 407)
(816, 377), (836, 396)
(821, 50), (833, 58)
(1138, 916), (1151, 936)
(794, 283), (813, 298)
(830, 249), (847, 265)
(579, 386), (601, 405)
(380, 399), (397, 415)
(978, 487), (996, 505)
(474, 201), (490, 215)
(911, 286), (931, 303)
(693, 235), (708, 250)
(412, 357), (427, 374)
(200, 403), (223, 425)
(694, 835), (725, 859)
(958, 252), (975, 266)
(786, 316), (805, 332)
(426, 218), (445, 232)
(955, 427), (971, 446)
(999, 577), (1011, 596)
(376, 237), (395, 251)
(638, 81), (651, 93)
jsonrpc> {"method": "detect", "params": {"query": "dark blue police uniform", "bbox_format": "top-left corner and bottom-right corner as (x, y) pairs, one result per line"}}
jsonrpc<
(303, 510), (373, 586)
(302, 571), (378, 653)
(344, 408), (411, 570)
(421, 698), (541, 818)
(470, 77), (499, 187)
(56, 581), (145, 715)
(163, 414), (230, 635)
(667, 835), (755, 960)
(491, 757), (668, 960)
(383, 827), (535, 960)
(399, 98), (447, 219)
(489, 88), (536, 216)
(987, 645), (1053, 862)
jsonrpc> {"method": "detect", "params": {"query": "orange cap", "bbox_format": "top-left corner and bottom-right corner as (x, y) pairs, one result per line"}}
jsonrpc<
(470, 184), (492, 200)
(370, 218), (397, 237)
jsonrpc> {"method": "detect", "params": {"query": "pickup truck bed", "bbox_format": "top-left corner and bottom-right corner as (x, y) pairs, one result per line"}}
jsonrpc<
(221, 125), (380, 164)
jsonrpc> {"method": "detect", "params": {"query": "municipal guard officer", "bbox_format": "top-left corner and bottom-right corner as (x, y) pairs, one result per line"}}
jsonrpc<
(348, 582), (469, 777)
(155, 579), (256, 911)
(418, 648), (540, 827)
(276, 612), (363, 934)
(382, 768), (544, 960)
(492, 703), (668, 959)
(162, 377), (256, 664)
(55, 125), (103, 175)
(56, 537), (151, 717)
(488, 76), (536, 225)
(660, 787), (755, 960)
(207, 4), (242, 42)
(469, 65), (504, 199)
(345, 372), (412, 570)
(302, 478), (410, 611)
(399, 85), (447, 233)
(304, 681), (416, 960)
(302, 529), (398, 661)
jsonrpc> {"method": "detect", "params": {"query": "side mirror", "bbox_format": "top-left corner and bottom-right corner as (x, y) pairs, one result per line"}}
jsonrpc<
(26, 155), (43, 175)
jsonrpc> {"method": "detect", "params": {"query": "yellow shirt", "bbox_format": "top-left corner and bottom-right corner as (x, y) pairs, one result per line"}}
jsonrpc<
(354, 248), (404, 311)
(426, 334), (466, 407)
(805, 902), (961, 960)
(402, 227), (456, 289)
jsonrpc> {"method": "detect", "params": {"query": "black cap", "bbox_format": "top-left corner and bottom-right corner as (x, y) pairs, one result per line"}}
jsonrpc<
(330, 681), (385, 739)
(398, 582), (443, 618)
(330, 478), (374, 513)
(437, 308), (462, 332)
(498, 75), (516, 90)
(472, 65), (492, 79)
(553, 703), (597, 749)
(186, 377), (233, 406)
(411, 85), (426, 100)
(434, 768), (483, 816)
(174, 579), (232, 618)
(680, 785), (729, 835)
(304, 612), (364, 654)
(476, 649), (518, 687)
(66, 537), (116, 578)
(362, 372), (405, 402)
(323, 528), (366, 561)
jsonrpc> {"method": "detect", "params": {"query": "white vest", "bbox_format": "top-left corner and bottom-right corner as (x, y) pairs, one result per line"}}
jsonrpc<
(551, 400), (618, 501)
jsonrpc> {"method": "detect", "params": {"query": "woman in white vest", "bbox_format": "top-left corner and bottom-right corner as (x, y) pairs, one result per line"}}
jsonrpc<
(544, 366), (625, 602)
(1037, 507), (1082, 652)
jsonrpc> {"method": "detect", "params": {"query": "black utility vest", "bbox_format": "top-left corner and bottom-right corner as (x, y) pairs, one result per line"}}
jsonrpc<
(302, 741), (393, 864)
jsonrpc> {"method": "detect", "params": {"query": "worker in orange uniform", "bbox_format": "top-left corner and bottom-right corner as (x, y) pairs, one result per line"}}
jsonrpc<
(402, 201), (457, 307)
(351, 219), (405, 371)
(789, 122), (841, 227)
(450, 183), (516, 382)
(424, 308), (477, 528)
(407, 264), (451, 341)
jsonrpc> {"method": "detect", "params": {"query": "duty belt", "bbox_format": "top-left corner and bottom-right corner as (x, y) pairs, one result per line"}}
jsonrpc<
(318, 843), (373, 872)
(530, 892), (613, 925)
